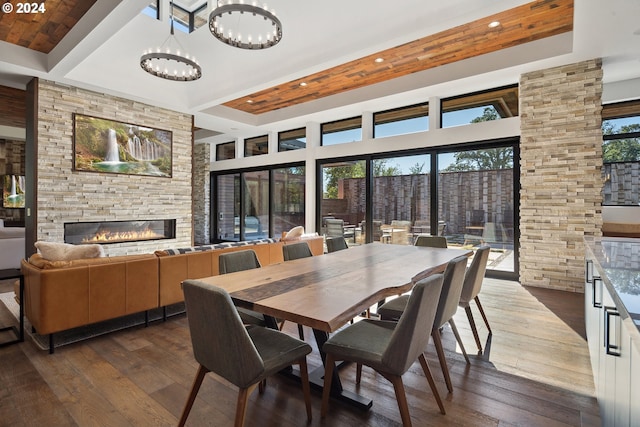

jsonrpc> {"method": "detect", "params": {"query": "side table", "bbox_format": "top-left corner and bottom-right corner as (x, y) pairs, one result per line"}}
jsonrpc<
(0, 268), (24, 347)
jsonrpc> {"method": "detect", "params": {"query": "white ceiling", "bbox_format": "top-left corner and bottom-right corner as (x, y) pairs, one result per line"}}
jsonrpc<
(1, 0), (639, 144)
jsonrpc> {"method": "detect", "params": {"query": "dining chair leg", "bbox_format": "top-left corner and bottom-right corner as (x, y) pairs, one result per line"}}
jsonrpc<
(431, 330), (453, 393)
(298, 358), (312, 421)
(474, 296), (492, 333)
(178, 365), (209, 427)
(235, 383), (258, 427)
(321, 354), (337, 418)
(258, 379), (266, 394)
(465, 306), (483, 353)
(356, 363), (362, 384)
(382, 372), (412, 427)
(418, 353), (446, 415)
(448, 318), (470, 364)
(297, 323), (305, 340)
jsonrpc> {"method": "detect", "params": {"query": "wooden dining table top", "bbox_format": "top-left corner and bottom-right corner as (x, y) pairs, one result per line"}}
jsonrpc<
(194, 242), (472, 333)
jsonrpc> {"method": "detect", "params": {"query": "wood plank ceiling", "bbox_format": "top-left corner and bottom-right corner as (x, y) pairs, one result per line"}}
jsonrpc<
(0, 0), (97, 54)
(0, 0), (572, 117)
(223, 0), (573, 115)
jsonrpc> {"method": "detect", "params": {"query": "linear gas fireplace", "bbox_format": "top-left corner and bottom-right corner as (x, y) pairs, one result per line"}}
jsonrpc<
(64, 220), (176, 245)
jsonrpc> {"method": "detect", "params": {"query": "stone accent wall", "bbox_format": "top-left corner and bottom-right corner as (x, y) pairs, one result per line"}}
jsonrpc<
(36, 80), (193, 256)
(520, 59), (603, 292)
(193, 142), (210, 245)
(0, 138), (25, 223)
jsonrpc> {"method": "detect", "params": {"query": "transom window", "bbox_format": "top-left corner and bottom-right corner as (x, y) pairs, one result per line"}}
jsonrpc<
(216, 142), (235, 161)
(321, 117), (362, 146)
(278, 128), (306, 151)
(374, 102), (429, 138)
(244, 135), (269, 157)
(441, 85), (519, 128)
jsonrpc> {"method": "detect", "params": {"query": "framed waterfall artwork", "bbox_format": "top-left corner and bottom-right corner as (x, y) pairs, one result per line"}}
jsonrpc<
(2, 175), (25, 208)
(72, 113), (173, 177)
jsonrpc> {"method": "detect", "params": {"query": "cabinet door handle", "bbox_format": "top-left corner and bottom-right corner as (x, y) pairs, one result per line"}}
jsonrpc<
(604, 306), (621, 357)
(592, 277), (602, 308)
(585, 259), (593, 284)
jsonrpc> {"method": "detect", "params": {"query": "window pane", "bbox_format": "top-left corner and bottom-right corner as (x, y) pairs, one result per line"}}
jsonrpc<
(216, 173), (240, 241)
(321, 117), (362, 146)
(245, 135), (268, 157)
(373, 154), (431, 245)
(602, 112), (640, 206)
(242, 171), (269, 240)
(438, 147), (515, 273)
(278, 128), (306, 151)
(142, 1), (158, 19)
(192, 4), (208, 30)
(216, 142), (235, 160)
(442, 85), (518, 128)
(320, 160), (366, 245)
(374, 103), (429, 138)
(273, 166), (305, 236)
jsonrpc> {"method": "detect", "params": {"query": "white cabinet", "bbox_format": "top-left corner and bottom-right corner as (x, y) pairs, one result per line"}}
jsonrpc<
(630, 340), (640, 425)
(584, 256), (635, 427)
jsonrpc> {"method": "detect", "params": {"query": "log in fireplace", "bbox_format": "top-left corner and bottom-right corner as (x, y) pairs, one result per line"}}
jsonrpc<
(64, 220), (176, 245)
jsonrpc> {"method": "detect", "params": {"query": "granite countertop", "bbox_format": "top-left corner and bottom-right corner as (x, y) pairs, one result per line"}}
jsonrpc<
(585, 237), (640, 337)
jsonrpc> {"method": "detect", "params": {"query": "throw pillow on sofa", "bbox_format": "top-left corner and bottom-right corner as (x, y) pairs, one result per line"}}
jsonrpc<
(34, 241), (105, 262)
(283, 226), (304, 240)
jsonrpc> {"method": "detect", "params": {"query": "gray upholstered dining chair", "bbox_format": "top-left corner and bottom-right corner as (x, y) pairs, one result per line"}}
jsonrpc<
(283, 241), (313, 260)
(414, 235), (448, 248)
(178, 280), (312, 427)
(378, 255), (470, 394)
(218, 249), (266, 327)
(326, 236), (348, 253)
(282, 241), (313, 339)
(321, 274), (446, 425)
(459, 245), (492, 354)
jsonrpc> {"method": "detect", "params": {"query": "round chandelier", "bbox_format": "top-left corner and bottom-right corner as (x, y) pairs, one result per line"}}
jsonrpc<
(209, 1), (283, 50)
(140, 1), (202, 82)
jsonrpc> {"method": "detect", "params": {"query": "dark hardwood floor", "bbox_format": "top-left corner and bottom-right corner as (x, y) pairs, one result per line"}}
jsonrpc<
(0, 278), (600, 426)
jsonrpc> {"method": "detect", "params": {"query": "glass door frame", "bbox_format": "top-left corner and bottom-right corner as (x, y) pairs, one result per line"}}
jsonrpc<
(316, 138), (520, 280)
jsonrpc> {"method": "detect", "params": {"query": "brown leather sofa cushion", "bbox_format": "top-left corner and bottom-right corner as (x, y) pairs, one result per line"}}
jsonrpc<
(28, 253), (156, 269)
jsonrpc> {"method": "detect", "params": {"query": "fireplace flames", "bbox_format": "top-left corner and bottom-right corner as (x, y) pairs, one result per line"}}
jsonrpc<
(82, 227), (165, 243)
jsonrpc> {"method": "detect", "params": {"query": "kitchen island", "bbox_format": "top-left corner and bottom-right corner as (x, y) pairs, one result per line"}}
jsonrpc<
(584, 237), (640, 427)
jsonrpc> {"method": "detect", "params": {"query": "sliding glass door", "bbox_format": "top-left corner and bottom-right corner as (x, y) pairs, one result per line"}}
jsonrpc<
(438, 146), (516, 274)
(213, 164), (305, 242)
(372, 154), (431, 245)
(319, 160), (366, 244)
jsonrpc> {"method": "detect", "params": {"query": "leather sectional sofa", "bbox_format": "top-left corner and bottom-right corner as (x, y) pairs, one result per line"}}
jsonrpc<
(20, 235), (324, 353)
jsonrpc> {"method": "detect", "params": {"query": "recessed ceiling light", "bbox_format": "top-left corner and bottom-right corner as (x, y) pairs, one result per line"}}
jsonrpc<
(374, 57), (384, 63)
(488, 21), (500, 28)
(246, 99), (253, 103)
(300, 82), (307, 87)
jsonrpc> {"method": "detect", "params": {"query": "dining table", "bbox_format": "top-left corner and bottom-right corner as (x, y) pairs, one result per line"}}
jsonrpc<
(193, 242), (472, 410)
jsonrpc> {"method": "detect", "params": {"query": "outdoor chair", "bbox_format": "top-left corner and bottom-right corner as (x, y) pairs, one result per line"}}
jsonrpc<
(321, 274), (447, 425)
(459, 245), (492, 353)
(378, 255), (471, 393)
(178, 280), (312, 427)
(325, 218), (347, 238)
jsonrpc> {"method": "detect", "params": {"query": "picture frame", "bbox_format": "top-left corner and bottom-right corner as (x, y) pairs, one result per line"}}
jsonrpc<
(73, 113), (173, 177)
(2, 175), (25, 208)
